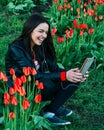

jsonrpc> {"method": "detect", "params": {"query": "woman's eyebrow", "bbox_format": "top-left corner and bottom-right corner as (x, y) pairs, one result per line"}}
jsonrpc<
(39, 29), (44, 31)
(39, 29), (48, 32)
(39, 29), (46, 31)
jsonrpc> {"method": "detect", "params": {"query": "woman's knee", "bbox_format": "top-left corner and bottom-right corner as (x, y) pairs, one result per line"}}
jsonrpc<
(40, 79), (60, 100)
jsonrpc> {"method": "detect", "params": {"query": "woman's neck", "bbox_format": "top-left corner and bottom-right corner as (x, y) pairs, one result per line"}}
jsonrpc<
(30, 41), (35, 51)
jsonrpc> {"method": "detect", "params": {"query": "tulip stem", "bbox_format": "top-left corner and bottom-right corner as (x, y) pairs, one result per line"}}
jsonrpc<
(19, 95), (22, 130)
(14, 106), (16, 130)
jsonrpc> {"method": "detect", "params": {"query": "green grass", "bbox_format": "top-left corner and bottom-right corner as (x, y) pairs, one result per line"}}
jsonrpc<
(0, 11), (28, 71)
(0, 5), (104, 130)
(52, 70), (104, 130)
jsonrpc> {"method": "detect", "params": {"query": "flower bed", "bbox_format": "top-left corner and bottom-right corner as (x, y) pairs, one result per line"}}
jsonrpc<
(0, 67), (51, 130)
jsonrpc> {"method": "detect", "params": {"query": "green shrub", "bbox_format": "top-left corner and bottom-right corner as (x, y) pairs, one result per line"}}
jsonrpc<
(44, 0), (104, 69)
(6, 0), (35, 14)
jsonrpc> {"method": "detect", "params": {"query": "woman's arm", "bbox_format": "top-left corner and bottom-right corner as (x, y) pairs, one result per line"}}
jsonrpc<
(6, 45), (66, 82)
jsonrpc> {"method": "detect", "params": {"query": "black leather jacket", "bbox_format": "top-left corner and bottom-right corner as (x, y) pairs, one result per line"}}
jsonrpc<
(5, 41), (65, 88)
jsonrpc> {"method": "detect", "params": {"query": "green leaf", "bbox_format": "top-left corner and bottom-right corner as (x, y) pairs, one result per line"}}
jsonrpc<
(32, 115), (52, 130)
(7, 2), (15, 9)
(15, 4), (27, 10)
(37, 101), (51, 113)
(98, 41), (104, 46)
(91, 51), (100, 58)
(4, 119), (13, 129)
(96, 64), (103, 69)
(57, 63), (65, 69)
(0, 116), (4, 124)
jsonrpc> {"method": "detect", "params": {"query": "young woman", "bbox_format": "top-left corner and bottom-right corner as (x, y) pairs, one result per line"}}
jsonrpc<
(5, 13), (88, 126)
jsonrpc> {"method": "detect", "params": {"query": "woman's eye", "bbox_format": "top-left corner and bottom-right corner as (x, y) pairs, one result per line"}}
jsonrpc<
(39, 30), (43, 33)
(38, 30), (48, 35)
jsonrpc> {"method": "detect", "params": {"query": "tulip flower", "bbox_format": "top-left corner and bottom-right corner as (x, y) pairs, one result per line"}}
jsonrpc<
(22, 98), (30, 110)
(34, 94), (42, 103)
(9, 112), (15, 119)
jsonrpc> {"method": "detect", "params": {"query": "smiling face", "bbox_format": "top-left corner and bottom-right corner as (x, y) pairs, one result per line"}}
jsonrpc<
(30, 23), (49, 49)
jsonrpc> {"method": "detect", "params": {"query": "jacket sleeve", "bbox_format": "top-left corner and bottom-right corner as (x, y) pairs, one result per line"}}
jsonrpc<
(46, 58), (65, 72)
(36, 58), (66, 81)
(35, 71), (60, 81)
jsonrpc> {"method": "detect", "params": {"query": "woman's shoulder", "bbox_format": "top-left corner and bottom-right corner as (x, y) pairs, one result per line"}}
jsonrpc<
(9, 41), (24, 50)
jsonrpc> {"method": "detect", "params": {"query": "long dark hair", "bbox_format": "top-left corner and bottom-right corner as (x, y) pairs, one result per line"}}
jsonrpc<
(13, 13), (56, 61)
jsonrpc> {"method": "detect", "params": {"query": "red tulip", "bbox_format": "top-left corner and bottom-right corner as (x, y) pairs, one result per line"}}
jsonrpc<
(69, 29), (74, 37)
(37, 82), (44, 90)
(20, 75), (27, 83)
(73, 19), (79, 28)
(22, 99), (30, 110)
(11, 95), (18, 106)
(9, 87), (15, 95)
(31, 68), (37, 75)
(35, 80), (39, 86)
(23, 67), (31, 76)
(0, 71), (4, 80)
(67, 3), (71, 8)
(10, 68), (15, 75)
(77, 0), (81, 4)
(80, 30), (84, 36)
(14, 78), (22, 86)
(51, 28), (57, 36)
(0, 72), (8, 82)
(19, 86), (26, 96)
(79, 24), (88, 29)
(58, 5), (63, 11)
(13, 83), (20, 93)
(3, 92), (10, 105)
(34, 94), (42, 103)
(64, 0), (68, 2)
(57, 37), (64, 43)
(88, 28), (94, 34)
(54, 0), (58, 4)
(9, 112), (15, 118)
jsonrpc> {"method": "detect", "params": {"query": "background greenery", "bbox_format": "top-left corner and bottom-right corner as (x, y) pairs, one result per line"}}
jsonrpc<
(0, 0), (104, 130)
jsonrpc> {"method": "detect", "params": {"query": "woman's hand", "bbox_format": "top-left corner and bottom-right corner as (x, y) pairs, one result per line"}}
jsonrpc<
(66, 68), (88, 83)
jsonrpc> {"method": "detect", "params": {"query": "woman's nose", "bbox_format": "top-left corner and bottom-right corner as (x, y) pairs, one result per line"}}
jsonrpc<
(43, 32), (47, 38)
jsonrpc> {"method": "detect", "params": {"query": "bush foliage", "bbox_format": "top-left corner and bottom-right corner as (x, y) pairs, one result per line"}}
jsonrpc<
(44, 0), (104, 69)
(0, 0), (104, 130)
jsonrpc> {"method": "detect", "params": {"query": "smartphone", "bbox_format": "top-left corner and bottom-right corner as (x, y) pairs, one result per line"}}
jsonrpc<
(80, 57), (94, 76)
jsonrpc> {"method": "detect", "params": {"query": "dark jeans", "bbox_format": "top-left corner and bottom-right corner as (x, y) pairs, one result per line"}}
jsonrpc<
(41, 78), (79, 113)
